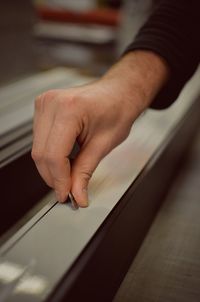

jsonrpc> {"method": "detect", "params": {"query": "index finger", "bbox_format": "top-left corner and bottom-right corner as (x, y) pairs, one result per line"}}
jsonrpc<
(44, 116), (80, 202)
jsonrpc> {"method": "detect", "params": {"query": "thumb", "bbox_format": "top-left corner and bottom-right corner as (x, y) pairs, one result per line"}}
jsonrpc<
(71, 137), (108, 207)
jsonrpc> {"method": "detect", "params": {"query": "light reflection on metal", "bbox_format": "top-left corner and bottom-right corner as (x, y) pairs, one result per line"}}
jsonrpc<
(0, 261), (23, 283)
(68, 192), (79, 210)
(14, 274), (48, 296)
(0, 259), (48, 300)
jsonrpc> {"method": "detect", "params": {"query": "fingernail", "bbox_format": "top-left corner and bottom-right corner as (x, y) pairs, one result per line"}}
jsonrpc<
(81, 188), (89, 207)
(80, 200), (89, 207)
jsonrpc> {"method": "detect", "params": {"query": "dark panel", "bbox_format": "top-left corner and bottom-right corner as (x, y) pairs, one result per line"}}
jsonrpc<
(0, 151), (49, 237)
(0, 0), (38, 85)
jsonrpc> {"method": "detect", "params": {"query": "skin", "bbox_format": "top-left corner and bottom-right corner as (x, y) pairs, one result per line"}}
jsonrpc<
(32, 50), (169, 207)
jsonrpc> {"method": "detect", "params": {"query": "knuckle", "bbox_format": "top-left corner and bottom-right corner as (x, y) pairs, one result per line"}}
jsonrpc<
(65, 94), (80, 107)
(43, 90), (57, 100)
(31, 149), (43, 162)
(35, 90), (57, 110)
(56, 94), (80, 116)
(57, 97), (67, 108)
(70, 94), (80, 103)
(80, 170), (92, 181)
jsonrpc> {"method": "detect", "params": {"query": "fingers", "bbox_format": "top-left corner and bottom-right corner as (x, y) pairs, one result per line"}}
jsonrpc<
(45, 117), (78, 202)
(32, 91), (58, 187)
(71, 135), (110, 207)
(32, 91), (80, 202)
(32, 86), (125, 209)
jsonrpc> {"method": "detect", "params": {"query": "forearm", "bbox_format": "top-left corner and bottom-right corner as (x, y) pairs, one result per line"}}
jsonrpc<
(125, 0), (200, 108)
(102, 50), (170, 119)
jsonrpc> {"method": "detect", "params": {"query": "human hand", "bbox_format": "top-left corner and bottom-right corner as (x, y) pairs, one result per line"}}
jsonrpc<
(32, 79), (138, 207)
(32, 51), (169, 207)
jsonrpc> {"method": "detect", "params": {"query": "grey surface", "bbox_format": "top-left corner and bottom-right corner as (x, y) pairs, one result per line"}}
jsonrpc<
(0, 68), (200, 302)
(0, 68), (94, 137)
(0, 0), (115, 88)
(113, 115), (200, 302)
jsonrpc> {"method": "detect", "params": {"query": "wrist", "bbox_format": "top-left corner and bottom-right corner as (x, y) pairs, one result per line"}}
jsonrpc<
(102, 50), (170, 119)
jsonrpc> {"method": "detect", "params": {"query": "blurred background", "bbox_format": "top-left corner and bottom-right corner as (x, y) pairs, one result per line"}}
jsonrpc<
(0, 0), (154, 86)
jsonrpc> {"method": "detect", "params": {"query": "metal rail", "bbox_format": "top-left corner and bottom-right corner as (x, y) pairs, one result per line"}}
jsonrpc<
(0, 68), (200, 302)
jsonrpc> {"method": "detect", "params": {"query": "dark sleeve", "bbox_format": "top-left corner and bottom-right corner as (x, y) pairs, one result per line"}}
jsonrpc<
(124, 0), (200, 109)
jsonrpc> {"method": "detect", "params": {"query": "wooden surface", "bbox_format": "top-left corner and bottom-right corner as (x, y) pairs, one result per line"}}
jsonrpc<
(114, 131), (200, 302)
